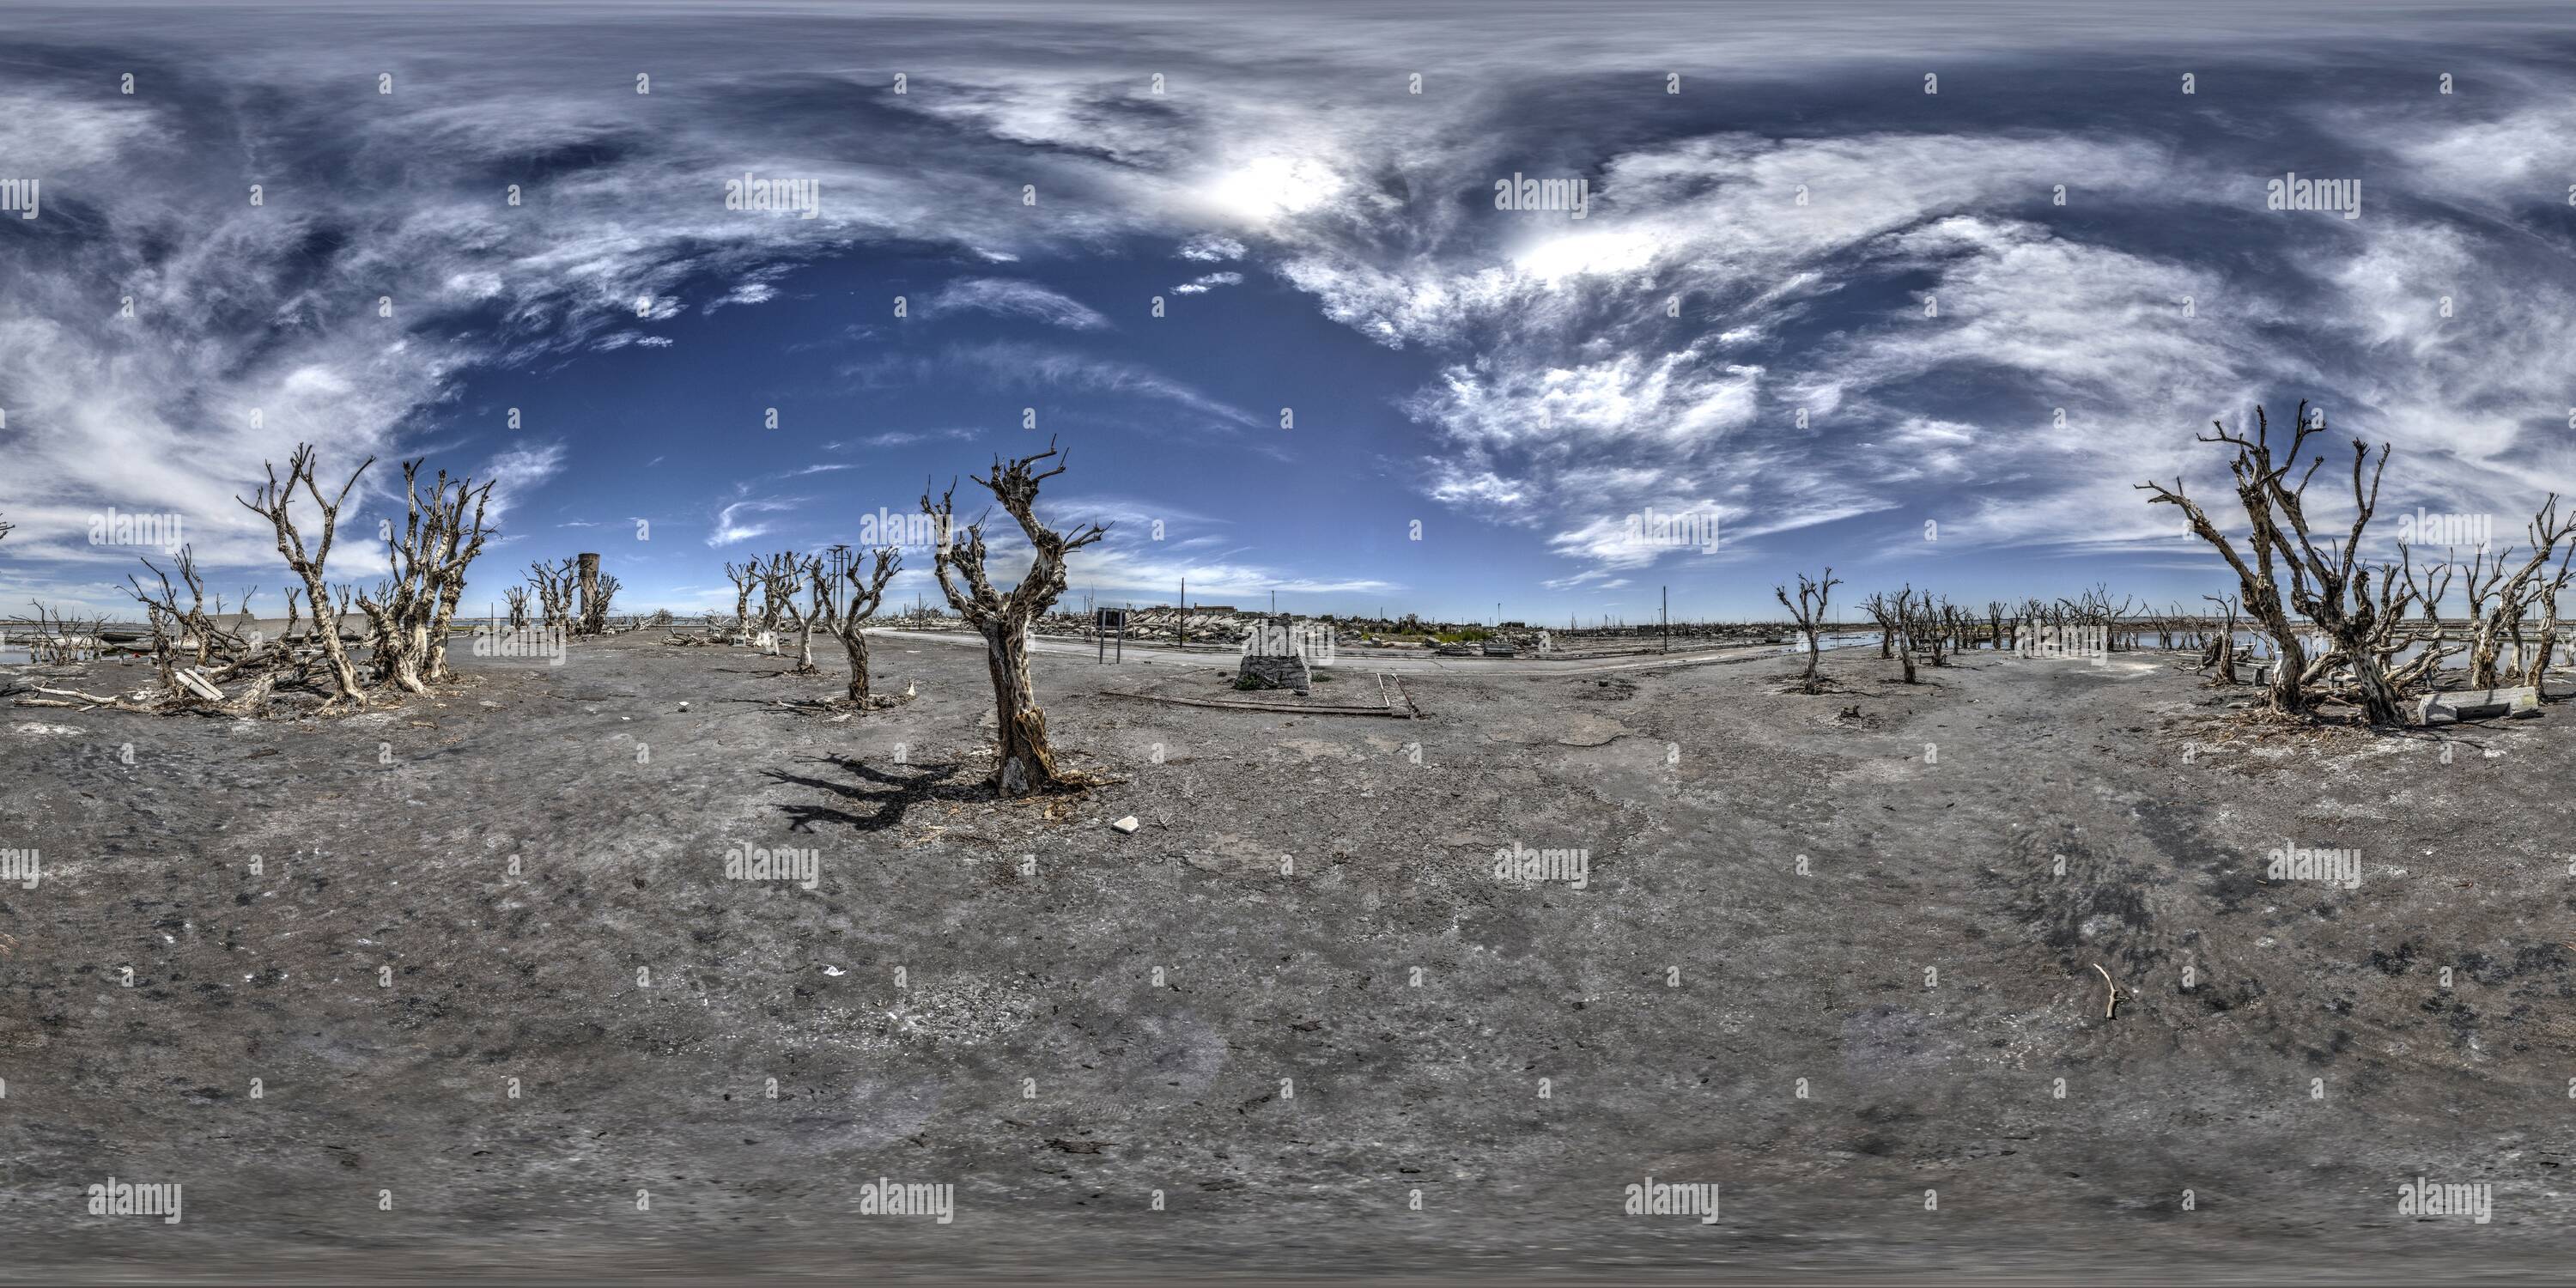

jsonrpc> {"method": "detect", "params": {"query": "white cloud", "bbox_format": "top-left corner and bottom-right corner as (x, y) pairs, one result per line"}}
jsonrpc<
(923, 278), (1112, 331)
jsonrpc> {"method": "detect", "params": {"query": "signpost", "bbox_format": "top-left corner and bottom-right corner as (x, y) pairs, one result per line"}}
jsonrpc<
(1096, 607), (1127, 663)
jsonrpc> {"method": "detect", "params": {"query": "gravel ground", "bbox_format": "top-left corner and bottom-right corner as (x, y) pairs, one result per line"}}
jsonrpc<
(0, 634), (2569, 1282)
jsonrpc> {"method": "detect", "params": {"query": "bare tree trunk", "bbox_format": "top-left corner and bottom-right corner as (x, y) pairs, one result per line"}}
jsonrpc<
(839, 626), (874, 702)
(984, 626), (1062, 794)
(922, 442), (1106, 794)
(238, 445), (373, 710)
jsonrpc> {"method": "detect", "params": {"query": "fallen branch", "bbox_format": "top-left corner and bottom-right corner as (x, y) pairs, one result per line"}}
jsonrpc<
(2091, 963), (2129, 1019)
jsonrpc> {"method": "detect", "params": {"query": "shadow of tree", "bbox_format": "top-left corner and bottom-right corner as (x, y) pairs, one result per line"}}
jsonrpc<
(763, 754), (969, 834)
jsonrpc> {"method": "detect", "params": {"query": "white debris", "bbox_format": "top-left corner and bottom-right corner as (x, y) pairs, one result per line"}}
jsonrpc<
(822, 965), (846, 977)
(1111, 816), (1140, 834)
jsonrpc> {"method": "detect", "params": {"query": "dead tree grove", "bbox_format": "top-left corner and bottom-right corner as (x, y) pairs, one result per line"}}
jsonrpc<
(2456, 496), (2576, 689)
(2138, 403), (2409, 725)
(922, 440), (1108, 794)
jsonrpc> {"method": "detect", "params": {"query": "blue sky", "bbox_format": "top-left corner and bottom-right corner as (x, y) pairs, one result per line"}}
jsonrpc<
(7, 1), (2576, 623)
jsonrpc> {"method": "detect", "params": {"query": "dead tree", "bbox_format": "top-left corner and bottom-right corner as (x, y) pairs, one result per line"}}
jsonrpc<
(921, 440), (1109, 794)
(2518, 542), (2575, 688)
(2139, 403), (2410, 723)
(528, 559), (577, 636)
(581, 574), (622, 636)
(762, 552), (821, 671)
(1861, 592), (1898, 659)
(504, 586), (531, 631)
(354, 461), (496, 693)
(724, 561), (759, 629)
(1772, 567), (1840, 693)
(2200, 592), (2243, 683)
(829, 546), (902, 703)
(1890, 586), (1926, 683)
(2365, 545), (2455, 693)
(1925, 596), (1954, 665)
(238, 445), (373, 710)
(2458, 497), (2576, 688)
(754, 553), (800, 640)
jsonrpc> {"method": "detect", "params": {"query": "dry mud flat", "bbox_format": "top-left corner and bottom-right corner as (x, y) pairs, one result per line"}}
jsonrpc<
(0, 635), (2569, 1282)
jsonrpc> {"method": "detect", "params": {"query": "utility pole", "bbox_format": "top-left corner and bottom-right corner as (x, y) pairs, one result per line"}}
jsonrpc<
(1662, 586), (1668, 653)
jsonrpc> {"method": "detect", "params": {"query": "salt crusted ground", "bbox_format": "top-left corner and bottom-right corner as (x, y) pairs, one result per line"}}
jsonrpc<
(0, 634), (2568, 1281)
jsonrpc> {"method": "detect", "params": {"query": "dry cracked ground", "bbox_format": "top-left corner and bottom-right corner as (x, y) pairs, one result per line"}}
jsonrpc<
(0, 633), (2570, 1282)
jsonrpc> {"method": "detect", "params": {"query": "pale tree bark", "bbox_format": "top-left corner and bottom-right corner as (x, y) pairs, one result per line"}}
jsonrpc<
(921, 440), (1109, 794)
(2519, 542), (2574, 689)
(754, 552), (798, 642)
(580, 574), (620, 636)
(237, 445), (374, 710)
(355, 460), (495, 693)
(528, 559), (577, 636)
(2459, 497), (2576, 687)
(724, 562), (758, 630)
(762, 551), (821, 673)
